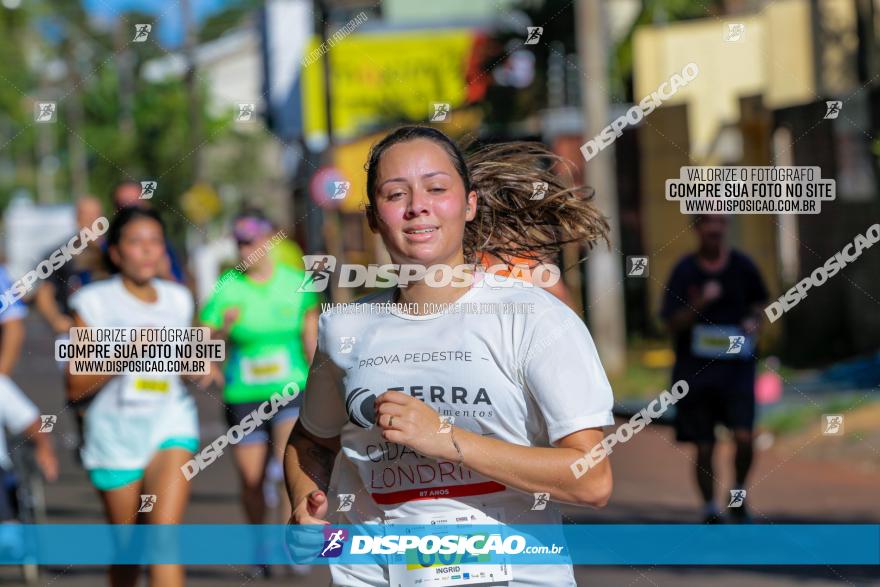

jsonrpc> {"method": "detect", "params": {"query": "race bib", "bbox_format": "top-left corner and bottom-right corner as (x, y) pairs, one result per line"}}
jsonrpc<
(387, 508), (513, 587)
(132, 378), (171, 393)
(691, 324), (754, 360)
(240, 351), (291, 385)
(120, 372), (173, 405)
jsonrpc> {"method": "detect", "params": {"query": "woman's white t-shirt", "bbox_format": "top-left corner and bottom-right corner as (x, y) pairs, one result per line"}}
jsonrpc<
(69, 276), (198, 471)
(300, 274), (615, 586)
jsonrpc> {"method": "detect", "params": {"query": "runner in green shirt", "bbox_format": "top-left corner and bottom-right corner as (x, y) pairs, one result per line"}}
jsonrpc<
(200, 210), (318, 574)
(269, 236), (306, 271)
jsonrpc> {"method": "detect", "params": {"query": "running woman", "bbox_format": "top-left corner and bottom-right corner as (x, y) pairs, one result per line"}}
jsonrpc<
(67, 207), (198, 587)
(200, 210), (319, 531)
(285, 126), (614, 586)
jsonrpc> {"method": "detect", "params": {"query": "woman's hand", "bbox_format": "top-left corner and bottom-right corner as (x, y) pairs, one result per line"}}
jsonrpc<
(51, 315), (74, 335)
(190, 361), (224, 390)
(192, 308), (238, 388)
(286, 490), (330, 565)
(25, 418), (59, 483)
(375, 390), (456, 461)
(290, 489), (330, 525)
(35, 442), (59, 482)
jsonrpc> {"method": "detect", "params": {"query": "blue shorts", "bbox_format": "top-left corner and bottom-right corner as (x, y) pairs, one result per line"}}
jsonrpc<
(223, 401), (299, 446)
(88, 437), (199, 491)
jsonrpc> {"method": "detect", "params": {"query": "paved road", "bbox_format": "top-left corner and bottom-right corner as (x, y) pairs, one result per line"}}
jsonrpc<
(1, 315), (877, 586)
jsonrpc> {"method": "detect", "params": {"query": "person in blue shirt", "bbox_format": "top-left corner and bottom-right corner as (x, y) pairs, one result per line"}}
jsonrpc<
(661, 214), (769, 524)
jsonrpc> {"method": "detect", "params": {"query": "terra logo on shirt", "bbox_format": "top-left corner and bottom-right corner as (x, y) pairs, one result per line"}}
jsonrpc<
(345, 385), (494, 429)
(346, 387), (377, 428)
(387, 385), (493, 405)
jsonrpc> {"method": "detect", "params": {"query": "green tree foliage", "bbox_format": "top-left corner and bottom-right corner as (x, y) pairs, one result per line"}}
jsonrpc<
(199, 0), (261, 43)
(0, 5), (38, 208)
(0, 0), (244, 245)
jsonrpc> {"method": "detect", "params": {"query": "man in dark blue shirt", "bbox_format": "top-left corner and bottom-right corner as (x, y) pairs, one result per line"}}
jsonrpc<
(661, 214), (768, 523)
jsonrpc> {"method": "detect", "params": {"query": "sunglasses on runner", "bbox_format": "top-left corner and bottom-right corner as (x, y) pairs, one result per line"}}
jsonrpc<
(233, 217), (273, 245)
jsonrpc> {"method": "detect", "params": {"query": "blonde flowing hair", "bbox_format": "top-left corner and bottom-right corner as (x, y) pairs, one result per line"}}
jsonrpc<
(365, 126), (609, 264)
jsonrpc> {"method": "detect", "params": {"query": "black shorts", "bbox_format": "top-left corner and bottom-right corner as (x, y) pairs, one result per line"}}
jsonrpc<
(223, 398), (301, 446)
(674, 382), (755, 443)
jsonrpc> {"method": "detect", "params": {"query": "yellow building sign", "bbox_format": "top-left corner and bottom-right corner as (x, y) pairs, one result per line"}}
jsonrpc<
(301, 29), (477, 142)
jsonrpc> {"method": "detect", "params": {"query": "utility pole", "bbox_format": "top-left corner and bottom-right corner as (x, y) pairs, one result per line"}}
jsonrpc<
(36, 76), (56, 204)
(316, 0), (348, 303)
(576, 0), (626, 375)
(114, 19), (135, 138)
(181, 0), (203, 181)
(63, 30), (89, 198)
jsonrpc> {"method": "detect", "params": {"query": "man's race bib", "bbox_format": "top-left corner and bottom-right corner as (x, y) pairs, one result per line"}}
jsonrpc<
(240, 351), (291, 385)
(387, 508), (513, 587)
(691, 324), (754, 360)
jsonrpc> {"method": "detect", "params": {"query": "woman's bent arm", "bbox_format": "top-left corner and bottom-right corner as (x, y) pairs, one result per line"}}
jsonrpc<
(284, 419), (340, 522)
(376, 391), (612, 507)
(66, 313), (115, 401)
(445, 426), (612, 507)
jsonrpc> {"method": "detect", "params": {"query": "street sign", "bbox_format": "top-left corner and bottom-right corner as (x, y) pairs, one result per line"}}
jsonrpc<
(310, 166), (350, 210)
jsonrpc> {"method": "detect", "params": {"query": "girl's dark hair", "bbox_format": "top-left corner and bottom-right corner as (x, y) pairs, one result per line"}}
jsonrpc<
(105, 206), (166, 273)
(364, 125), (609, 264)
